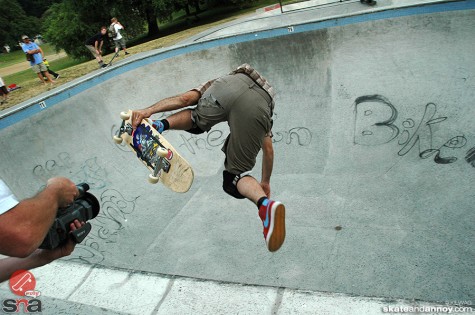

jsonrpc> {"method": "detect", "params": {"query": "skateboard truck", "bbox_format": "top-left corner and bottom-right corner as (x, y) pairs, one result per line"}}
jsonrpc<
(114, 111), (169, 184)
(149, 150), (170, 184)
(113, 111), (135, 144)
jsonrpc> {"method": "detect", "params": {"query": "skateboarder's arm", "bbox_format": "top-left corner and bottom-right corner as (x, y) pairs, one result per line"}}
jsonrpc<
(0, 220), (83, 283)
(132, 90), (201, 128)
(0, 177), (78, 258)
(260, 135), (274, 197)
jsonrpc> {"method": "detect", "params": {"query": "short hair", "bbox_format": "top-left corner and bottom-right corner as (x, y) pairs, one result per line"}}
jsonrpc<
(111, 17), (118, 23)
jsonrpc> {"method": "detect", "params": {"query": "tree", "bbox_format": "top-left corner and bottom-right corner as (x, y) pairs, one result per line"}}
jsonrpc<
(17, 0), (61, 18)
(42, 1), (101, 58)
(0, 0), (39, 49)
(42, 0), (145, 58)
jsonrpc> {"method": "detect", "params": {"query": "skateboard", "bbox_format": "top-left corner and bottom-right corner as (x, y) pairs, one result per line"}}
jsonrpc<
(106, 51), (119, 67)
(113, 109), (194, 193)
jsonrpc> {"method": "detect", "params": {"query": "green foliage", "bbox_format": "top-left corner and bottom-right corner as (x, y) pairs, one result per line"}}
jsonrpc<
(0, 0), (40, 48)
(42, 1), (95, 58)
(5, 0), (261, 59)
(17, 0), (61, 18)
(42, 0), (146, 59)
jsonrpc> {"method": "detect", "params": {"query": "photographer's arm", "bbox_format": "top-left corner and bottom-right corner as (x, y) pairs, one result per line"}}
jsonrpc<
(0, 220), (83, 283)
(0, 177), (78, 258)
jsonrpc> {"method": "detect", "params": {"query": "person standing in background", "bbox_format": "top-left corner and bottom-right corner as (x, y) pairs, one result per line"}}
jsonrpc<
(0, 77), (8, 104)
(21, 35), (55, 85)
(85, 26), (108, 68)
(43, 58), (60, 80)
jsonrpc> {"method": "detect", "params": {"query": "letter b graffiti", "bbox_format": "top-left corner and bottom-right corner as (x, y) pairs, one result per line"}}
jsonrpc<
(353, 95), (399, 146)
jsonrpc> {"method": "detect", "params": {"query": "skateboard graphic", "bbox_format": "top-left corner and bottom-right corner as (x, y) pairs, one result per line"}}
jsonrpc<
(113, 110), (194, 193)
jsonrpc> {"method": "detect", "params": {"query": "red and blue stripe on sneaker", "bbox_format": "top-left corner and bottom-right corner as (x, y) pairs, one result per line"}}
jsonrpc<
(258, 199), (286, 252)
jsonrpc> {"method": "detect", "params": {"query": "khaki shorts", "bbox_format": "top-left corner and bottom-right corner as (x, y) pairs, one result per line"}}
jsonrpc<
(85, 45), (100, 58)
(31, 62), (47, 74)
(114, 38), (126, 50)
(191, 73), (273, 174)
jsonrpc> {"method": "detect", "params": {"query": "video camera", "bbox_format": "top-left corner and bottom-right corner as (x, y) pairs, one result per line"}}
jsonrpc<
(39, 183), (100, 250)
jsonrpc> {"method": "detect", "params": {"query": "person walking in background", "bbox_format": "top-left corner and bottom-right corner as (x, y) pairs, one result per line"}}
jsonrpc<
(85, 26), (108, 68)
(110, 17), (129, 56)
(21, 35), (55, 85)
(43, 58), (60, 80)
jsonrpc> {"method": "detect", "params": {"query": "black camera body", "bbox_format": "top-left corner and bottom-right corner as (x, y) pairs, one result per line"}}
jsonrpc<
(39, 183), (100, 249)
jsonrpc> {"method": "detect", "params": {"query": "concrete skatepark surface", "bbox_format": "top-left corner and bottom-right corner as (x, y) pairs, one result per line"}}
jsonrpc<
(0, 0), (474, 313)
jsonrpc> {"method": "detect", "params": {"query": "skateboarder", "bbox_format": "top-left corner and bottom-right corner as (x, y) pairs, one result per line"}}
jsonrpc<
(132, 64), (286, 252)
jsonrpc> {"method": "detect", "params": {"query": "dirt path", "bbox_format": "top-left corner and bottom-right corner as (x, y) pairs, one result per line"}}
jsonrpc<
(0, 51), (67, 76)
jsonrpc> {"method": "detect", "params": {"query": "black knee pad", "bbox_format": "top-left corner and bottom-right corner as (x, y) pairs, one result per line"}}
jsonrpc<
(222, 170), (251, 199)
(186, 126), (205, 134)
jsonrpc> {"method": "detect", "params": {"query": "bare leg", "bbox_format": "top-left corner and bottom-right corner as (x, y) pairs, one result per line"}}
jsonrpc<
(37, 72), (46, 84)
(166, 110), (194, 130)
(43, 71), (55, 84)
(236, 176), (266, 205)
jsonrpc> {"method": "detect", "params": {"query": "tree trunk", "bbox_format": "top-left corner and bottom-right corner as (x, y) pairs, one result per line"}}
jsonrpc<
(145, 6), (159, 36)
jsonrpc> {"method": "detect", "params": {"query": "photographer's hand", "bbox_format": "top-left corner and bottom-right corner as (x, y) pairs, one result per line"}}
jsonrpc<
(0, 177), (79, 257)
(36, 219), (85, 261)
(46, 177), (79, 208)
(0, 220), (84, 283)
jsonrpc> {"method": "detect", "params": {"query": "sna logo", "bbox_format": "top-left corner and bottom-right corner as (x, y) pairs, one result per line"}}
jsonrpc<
(2, 299), (42, 313)
(2, 270), (42, 313)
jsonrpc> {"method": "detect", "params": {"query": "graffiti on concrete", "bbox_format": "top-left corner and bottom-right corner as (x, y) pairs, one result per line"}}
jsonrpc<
(32, 152), (73, 181)
(466, 147), (475, 168)
(65, 188), (139, 264)
(273, 127), (312, 146)
(178, 130), (226, 154)
(112, 112), (313, 156)
(32, 153), (108, 189)
(354, 95), (473, 166)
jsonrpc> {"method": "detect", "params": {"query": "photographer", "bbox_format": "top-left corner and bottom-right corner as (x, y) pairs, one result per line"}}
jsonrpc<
(0, 177), (81, 281)
(0, 220), (83, 283)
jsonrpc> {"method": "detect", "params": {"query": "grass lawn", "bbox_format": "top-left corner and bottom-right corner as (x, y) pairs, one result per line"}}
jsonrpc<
(0, 44), (60, 68)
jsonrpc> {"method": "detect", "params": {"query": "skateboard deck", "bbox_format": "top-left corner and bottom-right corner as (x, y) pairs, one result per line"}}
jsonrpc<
(114, 109), (194, 193)
(106, 51), (119, 67)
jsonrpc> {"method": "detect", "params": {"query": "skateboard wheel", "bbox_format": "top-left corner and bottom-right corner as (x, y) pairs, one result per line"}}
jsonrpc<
(113, 135), (123, 144)
(157, 147), (168, 157)
(148, 174), (159, 184)
(120, 111), (130, 120)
